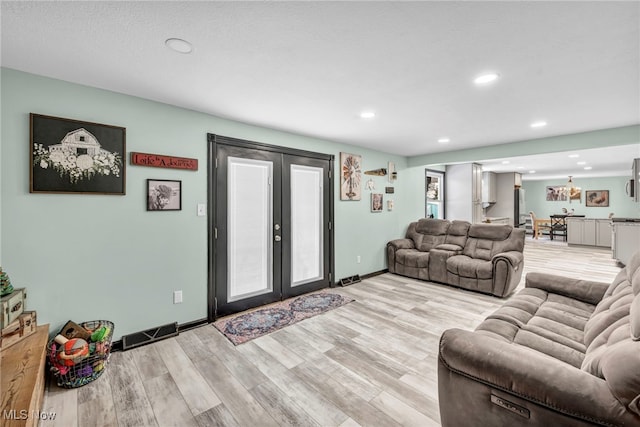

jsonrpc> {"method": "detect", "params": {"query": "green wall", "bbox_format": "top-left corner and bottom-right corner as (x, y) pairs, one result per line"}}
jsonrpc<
(1, 68), (415, 339)
(522, 176), (640, 219)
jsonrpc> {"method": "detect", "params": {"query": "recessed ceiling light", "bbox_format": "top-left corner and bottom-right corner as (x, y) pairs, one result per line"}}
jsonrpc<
(437, 138), (450, 144)
(516, 166), (525, 170)
(165, 38), (193, 54)
(530, 121), (547, 128)
(501, 160), (510, 164)
(474, 73), (500, 85)
(577, 161), (586, 165)
(568, 154), (579, 158)
(584, 166), (593, 170)
(529, 170), (536, 174)
(359, 111), (376, 119)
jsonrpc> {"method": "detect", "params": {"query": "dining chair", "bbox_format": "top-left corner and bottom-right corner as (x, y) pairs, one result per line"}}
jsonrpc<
(529, 211), (552, 239)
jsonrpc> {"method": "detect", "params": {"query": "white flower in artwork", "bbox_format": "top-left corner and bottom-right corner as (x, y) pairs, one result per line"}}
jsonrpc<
(40, 160), (48, 169)
(76, 154), (93, 170)
(49, 151), (64, 164)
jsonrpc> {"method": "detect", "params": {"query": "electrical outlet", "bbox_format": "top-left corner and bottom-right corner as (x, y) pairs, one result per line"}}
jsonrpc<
(357, 255), (361, 264)
(173, 290), (183, 304)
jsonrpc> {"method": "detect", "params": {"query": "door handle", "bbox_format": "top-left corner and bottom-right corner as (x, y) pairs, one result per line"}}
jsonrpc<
(274, 235), (282, 242)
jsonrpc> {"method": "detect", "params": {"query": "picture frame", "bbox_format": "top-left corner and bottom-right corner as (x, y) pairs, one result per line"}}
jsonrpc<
(545, 185), (567, 201)
(371, 193), (383, 212)
(30, 113), (126, 195)
(147, 179), (182, 211)
(585, 190), (609, 207)
(340, 152), (362, 201)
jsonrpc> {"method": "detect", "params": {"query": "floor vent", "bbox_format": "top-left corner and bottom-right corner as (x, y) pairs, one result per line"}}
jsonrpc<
(122, 322), (178, 351)
(339, 274), (361, 286)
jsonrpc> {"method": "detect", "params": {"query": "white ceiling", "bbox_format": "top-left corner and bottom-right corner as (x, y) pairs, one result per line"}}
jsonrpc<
(1, 1), (639, 177)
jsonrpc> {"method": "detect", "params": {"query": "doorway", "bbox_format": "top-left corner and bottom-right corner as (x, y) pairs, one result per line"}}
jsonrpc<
(208, 134), (334, 318)
(426, 169), (445, 219)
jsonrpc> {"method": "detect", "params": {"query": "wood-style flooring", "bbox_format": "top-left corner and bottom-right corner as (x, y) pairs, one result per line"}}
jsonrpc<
(40, 239), (622, 426)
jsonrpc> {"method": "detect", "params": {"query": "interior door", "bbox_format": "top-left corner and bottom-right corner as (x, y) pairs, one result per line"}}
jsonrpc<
(209, 135), (334, 319)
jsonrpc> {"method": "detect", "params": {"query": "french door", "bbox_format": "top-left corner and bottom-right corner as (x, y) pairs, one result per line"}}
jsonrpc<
(208, 134), (334, 318)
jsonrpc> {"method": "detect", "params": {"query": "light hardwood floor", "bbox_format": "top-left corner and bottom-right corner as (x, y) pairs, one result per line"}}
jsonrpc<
(40, 239), (621, 427)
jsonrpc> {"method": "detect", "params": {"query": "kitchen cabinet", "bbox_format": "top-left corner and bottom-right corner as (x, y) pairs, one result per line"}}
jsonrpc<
(567, 218), (611, 247)
(445, 163), (483, 223)
(482, 172), (497, 204)
(612, 221), (640, 266)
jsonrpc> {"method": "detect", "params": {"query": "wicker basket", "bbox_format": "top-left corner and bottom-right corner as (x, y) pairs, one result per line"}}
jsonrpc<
(47, 320), (114, 388)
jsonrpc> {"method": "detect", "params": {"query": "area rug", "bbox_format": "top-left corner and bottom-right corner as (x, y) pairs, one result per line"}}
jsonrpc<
(213, 291), (354, 345)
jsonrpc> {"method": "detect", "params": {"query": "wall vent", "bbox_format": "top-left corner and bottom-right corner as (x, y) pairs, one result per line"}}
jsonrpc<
(122, 322), (178, 351)
(339, 275), (361, 286)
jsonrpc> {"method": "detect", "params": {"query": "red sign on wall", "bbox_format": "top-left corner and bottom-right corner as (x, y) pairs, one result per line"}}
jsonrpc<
(130, 152), (198, 171)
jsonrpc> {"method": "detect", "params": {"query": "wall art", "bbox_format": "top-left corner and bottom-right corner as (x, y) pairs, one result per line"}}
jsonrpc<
(147, 179), (182, 211)
(371, 193), (383, 212)
(340, 152), (362, 200)
(545, 185), (567, 201)
(30, 113), (126, 195)
(585, 190), (609, 207)
(130, 152), (198, 171)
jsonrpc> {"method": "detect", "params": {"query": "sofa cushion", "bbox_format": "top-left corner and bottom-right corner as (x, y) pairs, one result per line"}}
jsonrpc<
(395, 249), (430, 268)
(447, 255), (492, 279)
(415, 219), (449, 252)
(444, 220), (470, 248)
(475, 287), (595, 368)
(405, 222), (424, 250)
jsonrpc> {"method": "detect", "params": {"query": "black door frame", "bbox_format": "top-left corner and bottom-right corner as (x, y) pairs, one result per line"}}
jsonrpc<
(207, 133), (335, 321)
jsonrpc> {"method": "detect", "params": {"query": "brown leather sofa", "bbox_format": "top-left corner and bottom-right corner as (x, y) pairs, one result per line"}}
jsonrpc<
(438, 251), (640, 426)
(387, 218), (525, 297)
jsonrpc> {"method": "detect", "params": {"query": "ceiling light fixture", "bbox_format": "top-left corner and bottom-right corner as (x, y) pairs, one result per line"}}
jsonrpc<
(474, 73), (500, 85)
(165, 38), (193, 54)
(359, 111), (376, 119)
(530, 121), (547, 128)
(437, 138), (450, 144)
(568, 154), (580, 158)
(577, 161), (586, 165)
(584, 166), (593, 170)
(529, 170), (536, 174)
(501, 160), (510, 164)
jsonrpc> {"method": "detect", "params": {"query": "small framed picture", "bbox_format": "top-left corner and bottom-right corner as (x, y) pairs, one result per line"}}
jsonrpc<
(147, 179), (181, 211)
(371, 193), (383, 212)
(585, 190), (609, 207)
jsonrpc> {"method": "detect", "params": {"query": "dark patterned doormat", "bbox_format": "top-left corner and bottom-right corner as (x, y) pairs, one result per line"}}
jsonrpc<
(213, 291), (354, 345)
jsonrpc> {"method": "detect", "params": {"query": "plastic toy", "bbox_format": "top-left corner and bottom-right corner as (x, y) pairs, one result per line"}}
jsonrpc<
(54, 334), (89, 366)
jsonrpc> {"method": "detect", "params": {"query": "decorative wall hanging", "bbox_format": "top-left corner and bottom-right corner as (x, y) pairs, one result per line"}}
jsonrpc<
(371, 193), (383, 212)
(365, 179), (375, 191)
(545, 185), (567, 201)
(387, 200), (394, 211)
(585, 190), (609, 207)
(385, 187), (394, 194)
(340, 152), (362, 200)
(147, 179), (181, 211)
(130, 152), (198, 171)
(30, 114), (125, 195)
(388, 162), (397, 182)
(364, 168), (387, 176)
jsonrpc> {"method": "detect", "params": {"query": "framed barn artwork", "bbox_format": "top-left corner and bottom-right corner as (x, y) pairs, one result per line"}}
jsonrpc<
(30, 113), (126, 194)
(340, 152), (362, 201)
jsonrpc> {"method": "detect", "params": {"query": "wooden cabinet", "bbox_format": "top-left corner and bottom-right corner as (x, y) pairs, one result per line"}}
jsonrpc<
(445, 163), (483, 223)
(567, 218), (611, 247)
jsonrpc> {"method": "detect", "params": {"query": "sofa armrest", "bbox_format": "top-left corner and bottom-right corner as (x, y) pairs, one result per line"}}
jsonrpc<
(525, 272), (609, 305)
(491, 250), (523, 267)
(387, 238), (415, 250)
(439, 328), (634, 426)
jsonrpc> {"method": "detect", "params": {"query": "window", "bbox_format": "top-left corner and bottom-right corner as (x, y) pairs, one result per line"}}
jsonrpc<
(426, 169), (445, 219)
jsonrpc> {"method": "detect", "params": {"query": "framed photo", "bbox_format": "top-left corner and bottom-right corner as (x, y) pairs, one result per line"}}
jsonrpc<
(30, 113), (126, 194)
(545, 185), (567, 201)
(147, 179), (182, 211)
(340, 152), (362, 200)
(371, 193), (383, 212)
(586, 190), (609, 207)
